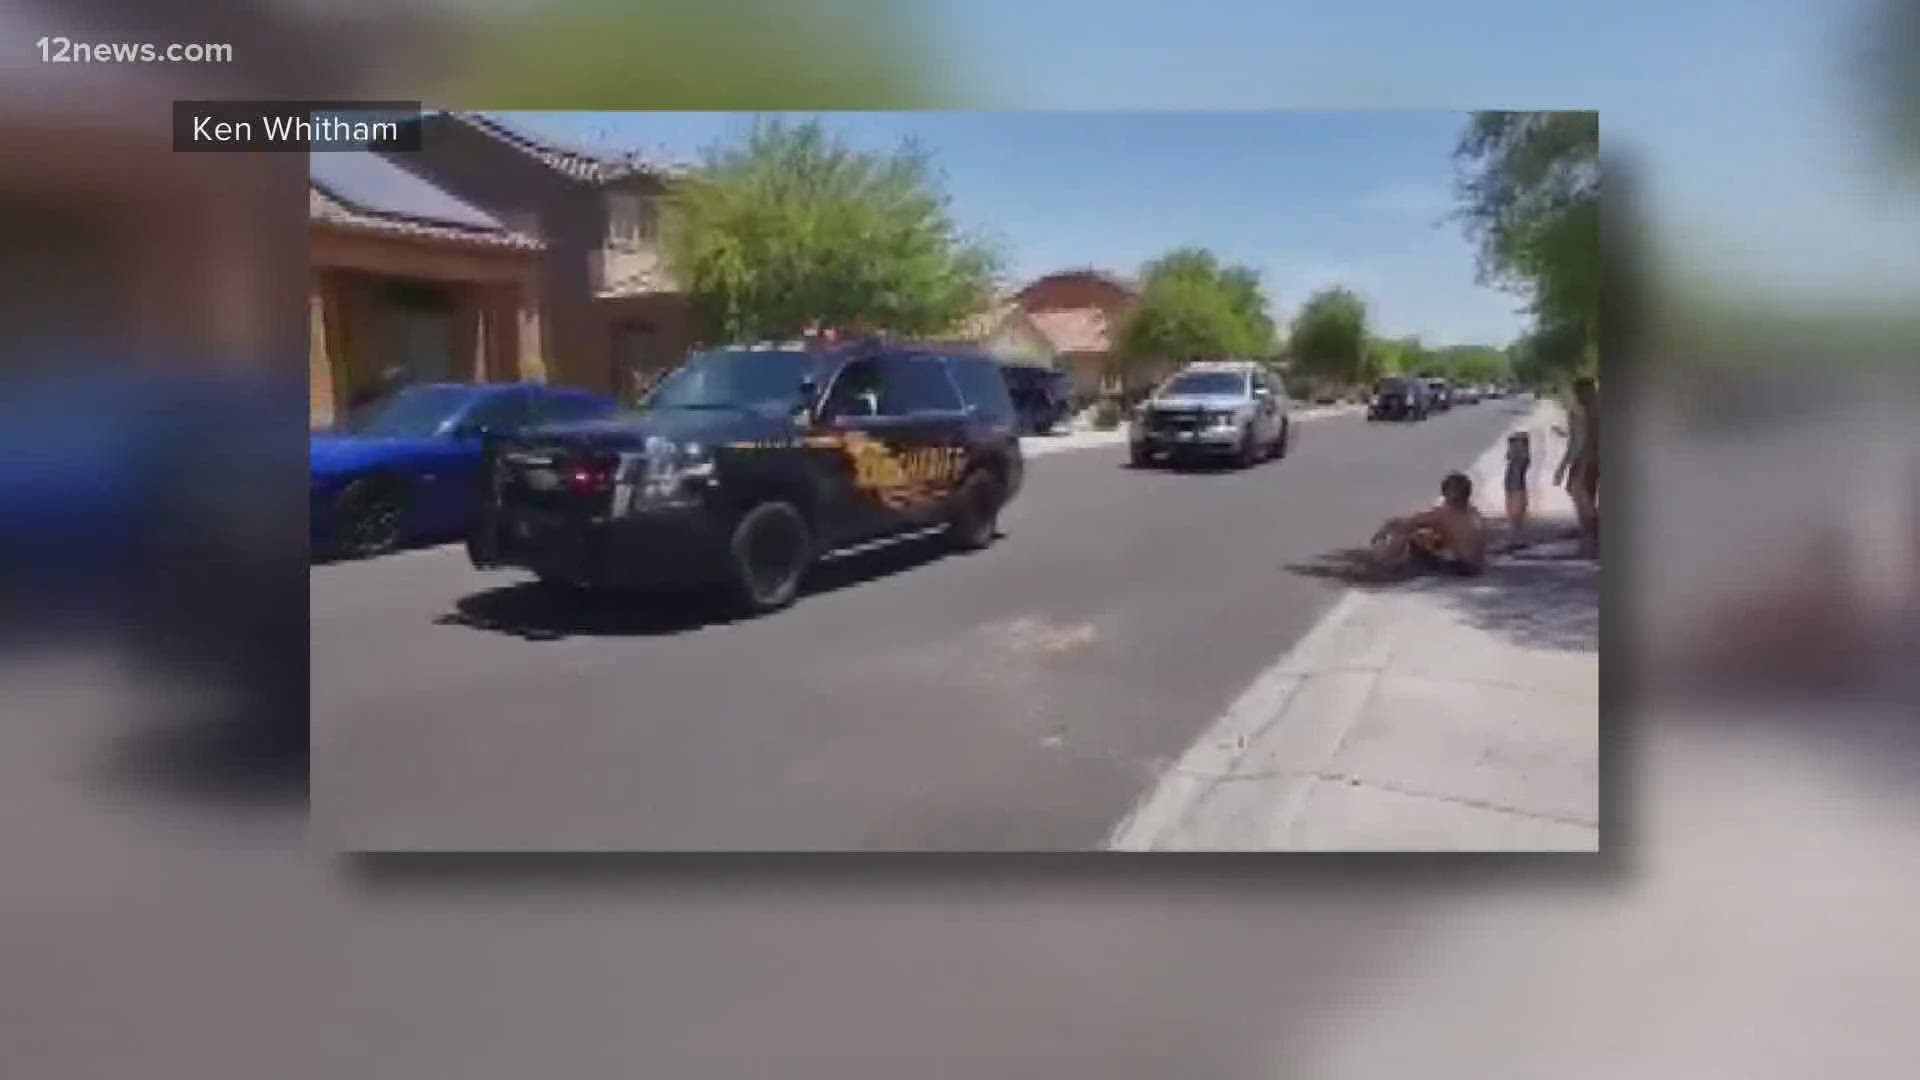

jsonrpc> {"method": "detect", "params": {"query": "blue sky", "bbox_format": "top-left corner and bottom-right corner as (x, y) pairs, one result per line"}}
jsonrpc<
(915, 0), (1919, 306)
(507, 110), (1528, 346)
(506, 0), (1920, 330)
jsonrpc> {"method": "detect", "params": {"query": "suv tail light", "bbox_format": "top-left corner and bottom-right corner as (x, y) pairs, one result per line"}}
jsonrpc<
(562, 454), (619, 498)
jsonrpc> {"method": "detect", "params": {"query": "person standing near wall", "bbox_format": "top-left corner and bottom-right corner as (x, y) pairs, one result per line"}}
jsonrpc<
(1554, 376), (1600, 557)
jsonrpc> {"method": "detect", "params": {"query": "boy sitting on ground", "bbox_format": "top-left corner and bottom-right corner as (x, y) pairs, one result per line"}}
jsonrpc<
(1370, 472), (1489, 577)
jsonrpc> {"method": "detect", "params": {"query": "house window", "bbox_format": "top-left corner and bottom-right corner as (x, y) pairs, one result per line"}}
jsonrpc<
(606, 192), (658, 248)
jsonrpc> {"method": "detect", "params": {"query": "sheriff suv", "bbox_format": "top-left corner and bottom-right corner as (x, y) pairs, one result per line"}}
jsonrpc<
(1129, 360), (1292, 468)
(468, 341), (1025, 614)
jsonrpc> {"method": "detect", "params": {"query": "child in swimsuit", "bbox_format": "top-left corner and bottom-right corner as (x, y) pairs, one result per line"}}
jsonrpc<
(1371, 472), (1487, 577)
(1505, 431), (1531, 540)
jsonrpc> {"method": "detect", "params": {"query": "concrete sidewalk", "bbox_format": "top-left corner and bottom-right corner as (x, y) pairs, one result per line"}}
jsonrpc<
(1108, 399), (1599, 851)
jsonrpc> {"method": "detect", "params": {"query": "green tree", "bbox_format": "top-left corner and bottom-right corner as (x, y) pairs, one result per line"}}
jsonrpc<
(1427, 344), (1513, 384)
(1454, 111), (1600, 355)
(1287, 287), (1370, 386)
(1395, 335), (1430, 377)
(1219, 265), (1280, 354)
(1360, 337), (1395, 383)
(1116, 247), (1278, 380)
(1509, 320), (1588, 390)
(661, 117), (1000, 345)
(457, 4), (952, 108)
(1363, 334), (1440, 381)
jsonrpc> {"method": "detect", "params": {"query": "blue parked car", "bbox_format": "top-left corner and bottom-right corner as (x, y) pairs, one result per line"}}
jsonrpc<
(311, 382), (618, 559)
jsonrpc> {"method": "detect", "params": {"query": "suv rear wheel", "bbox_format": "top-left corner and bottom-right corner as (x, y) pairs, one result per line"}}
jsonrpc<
(726, 501), (813, 614)
(947, 469), (1005, 550)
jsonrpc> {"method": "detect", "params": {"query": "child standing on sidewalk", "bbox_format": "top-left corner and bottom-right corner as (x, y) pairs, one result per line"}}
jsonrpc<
(1504, 430), (1532, 541)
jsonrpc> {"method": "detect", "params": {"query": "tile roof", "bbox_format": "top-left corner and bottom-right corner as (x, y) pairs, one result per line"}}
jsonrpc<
(439, 112), (690, 185)
(955, 301), (1023, 340)
(309, 178), (543, 251)
(1029, 308), (1118, 354)
(311, 150), (507, 231)
(1015, 267), (1142, 300)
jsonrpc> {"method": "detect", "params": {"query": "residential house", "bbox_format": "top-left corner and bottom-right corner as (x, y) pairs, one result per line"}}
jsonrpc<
(308, 151), (547, 429)
(1010, 268), (1171, 402)
(928, 300), (1058, 369)
(383, 112), (694, 404)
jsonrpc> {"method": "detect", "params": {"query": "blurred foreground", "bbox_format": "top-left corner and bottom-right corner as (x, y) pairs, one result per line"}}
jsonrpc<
(2, 0), (1917, 1075)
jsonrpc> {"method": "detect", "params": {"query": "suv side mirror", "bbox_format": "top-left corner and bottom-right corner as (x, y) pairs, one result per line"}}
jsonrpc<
(794, 376), (819, 423)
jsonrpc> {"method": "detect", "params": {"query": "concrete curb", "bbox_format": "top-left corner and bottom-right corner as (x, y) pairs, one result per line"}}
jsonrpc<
(1105, 591), (1367, 850)
(1104, 399), (1595, 852)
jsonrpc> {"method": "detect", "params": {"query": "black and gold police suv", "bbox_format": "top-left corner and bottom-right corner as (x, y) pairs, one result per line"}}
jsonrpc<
(468, 341), (1026, 614)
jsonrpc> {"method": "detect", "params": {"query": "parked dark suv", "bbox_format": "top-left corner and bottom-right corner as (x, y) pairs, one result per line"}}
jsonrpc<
(1367, 376), (1429, 421)
(1000, 364), (1073, 435)
(468, 341), (1025, 613)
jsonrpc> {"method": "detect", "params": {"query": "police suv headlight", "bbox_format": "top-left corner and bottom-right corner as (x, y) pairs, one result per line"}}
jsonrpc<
(1211, 410), (1243, 429)
(634, 437), (717, 503)
(669, 441), (716, 482)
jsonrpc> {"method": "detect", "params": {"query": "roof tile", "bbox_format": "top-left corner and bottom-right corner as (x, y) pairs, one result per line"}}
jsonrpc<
(309, 181), (543, 250)
(1029, 308), (1117, 354)
(1015, 267), (1141, 301)
(442, 112), (690, 185)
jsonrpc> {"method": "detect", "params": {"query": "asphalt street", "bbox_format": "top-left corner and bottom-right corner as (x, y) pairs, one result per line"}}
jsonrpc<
(312, 401), (1525, 850)
(16, 398), (1918, 1080)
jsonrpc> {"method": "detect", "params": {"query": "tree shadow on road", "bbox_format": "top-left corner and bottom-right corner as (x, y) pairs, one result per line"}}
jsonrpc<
(1283, 546), (1404, 588)
(1284, 541), (1600, 654)
(1434, 561), (1599, 654)
(438, 529), (973, 640)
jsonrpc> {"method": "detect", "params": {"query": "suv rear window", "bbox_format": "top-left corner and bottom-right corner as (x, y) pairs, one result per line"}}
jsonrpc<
(946, 355), (1018, 424)
(462, 389), (533, 433)
(877, 354), (964, 415)
(999, 366), (1041, 391)
(532, 392), (613, 425)
(1162, 371), (1248, 397)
